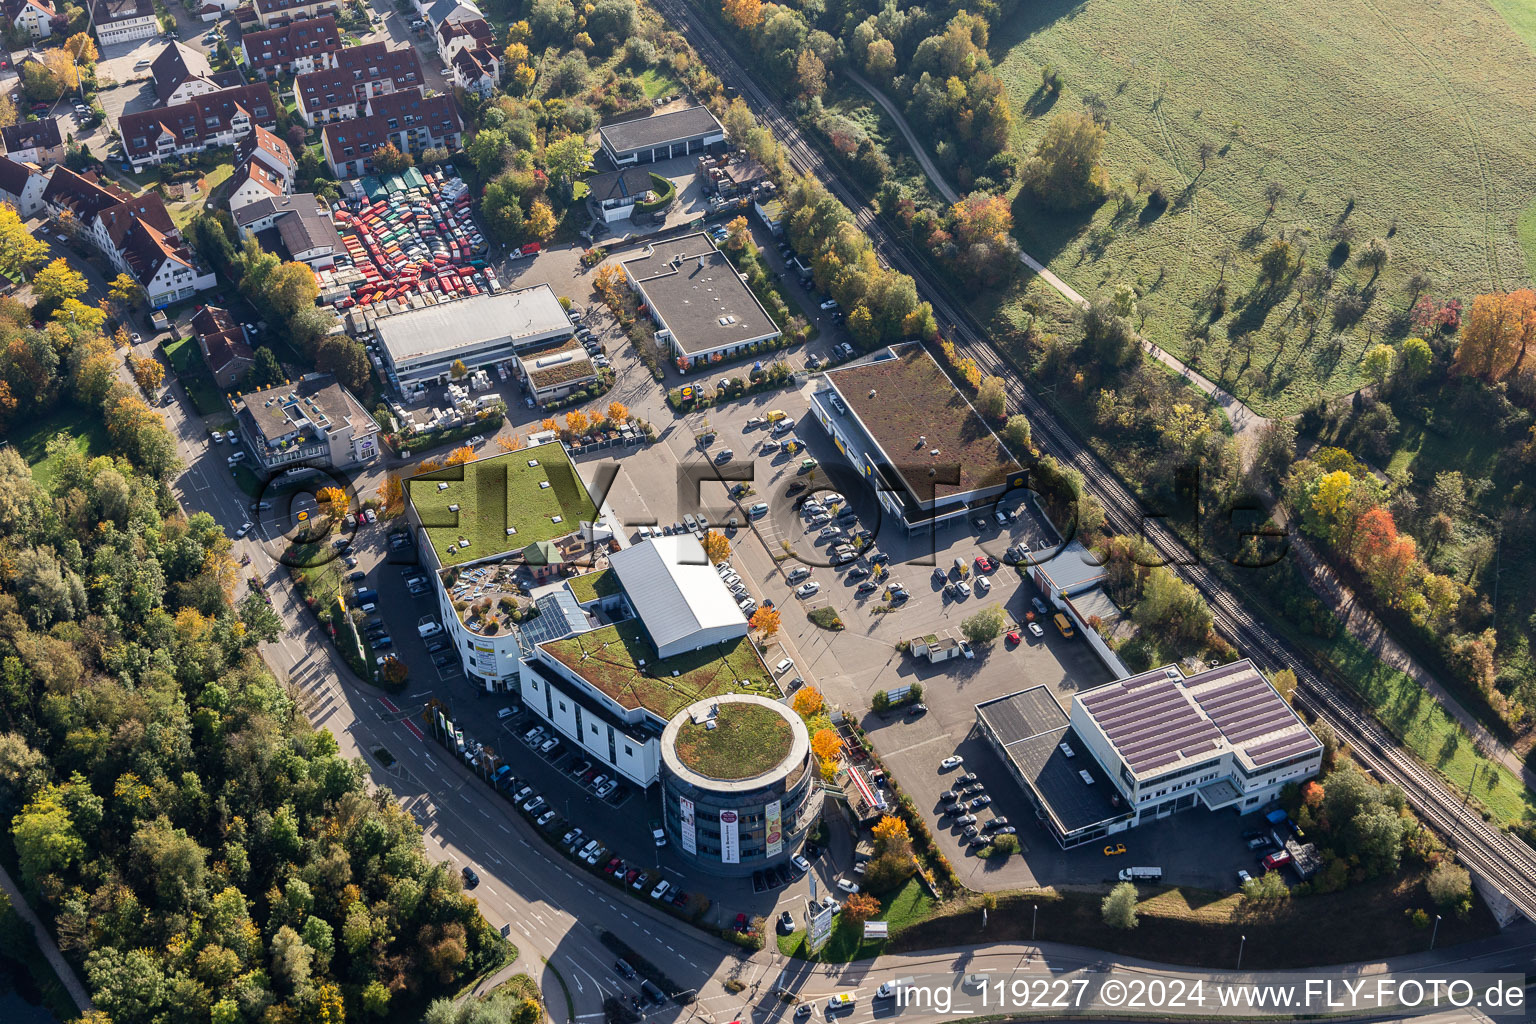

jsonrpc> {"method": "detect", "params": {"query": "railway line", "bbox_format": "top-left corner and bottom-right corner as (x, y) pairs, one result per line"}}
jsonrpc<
(652, 0), (1536, 923)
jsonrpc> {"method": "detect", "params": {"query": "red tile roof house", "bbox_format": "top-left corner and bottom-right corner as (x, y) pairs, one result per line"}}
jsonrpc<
(1, 0), (62, 41)
(118, 83), (279, 172)
(293, 41), (423, 126)
(192, 305), (255, 387)
(1, 117), (64, 167)
(252, 0), (337, 28)
(321, 89), (462, 178)
(240, 13), (342, 80)
(227, 124), (297, 213)
(41, 168), (216, 308)
(149, 41), (220, 106)
(435, 15), (492, 66)
(449, 45), (498, 99)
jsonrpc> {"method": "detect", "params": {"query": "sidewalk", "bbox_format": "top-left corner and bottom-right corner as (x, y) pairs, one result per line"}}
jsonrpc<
(0, 864), (93, 1016)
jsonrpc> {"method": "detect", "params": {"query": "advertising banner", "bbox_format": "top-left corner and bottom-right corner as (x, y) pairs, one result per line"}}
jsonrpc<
(764, 800), (783, 858)
(719, 808), (740, 864)
(679, 796), (697, 855)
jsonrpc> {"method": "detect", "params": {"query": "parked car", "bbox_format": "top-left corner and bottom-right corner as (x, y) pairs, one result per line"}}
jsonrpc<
(940, 756), (964, 770)
(795, 581), (821, 597)
(461, 866), (479, 889)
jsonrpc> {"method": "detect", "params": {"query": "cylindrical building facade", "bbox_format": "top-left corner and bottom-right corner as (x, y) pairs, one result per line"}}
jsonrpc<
(660, 695), (822, 877)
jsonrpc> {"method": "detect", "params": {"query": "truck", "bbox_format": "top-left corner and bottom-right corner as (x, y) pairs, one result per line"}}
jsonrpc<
(417, 621), (443, 638)
(1117, 866), (1163, 882)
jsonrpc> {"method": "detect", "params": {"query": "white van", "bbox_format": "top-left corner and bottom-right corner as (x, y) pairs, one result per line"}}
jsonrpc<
(875, 978), (915, 1000)
(1118, 866), (1163, 882)
(417, 621), (443, 638)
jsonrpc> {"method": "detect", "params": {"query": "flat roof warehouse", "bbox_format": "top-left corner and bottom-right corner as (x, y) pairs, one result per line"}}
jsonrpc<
(621, 233), (779, 357)
(374, 284), (572, 381)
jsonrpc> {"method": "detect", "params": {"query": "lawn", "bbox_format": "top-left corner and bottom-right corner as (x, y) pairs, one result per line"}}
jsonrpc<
(409, 443), (597, 565)
(990, 0), (1536, 415)
(890, 870), (1498, 969)
(777, 878), (933, 962)
(12, 401), (112, 490)
(539, 620), (779, 718)
(566, 567), (620, 604)
(638, 67), (680, 99)
(167, 162), (234, 231)
(674, 702), (792, 780)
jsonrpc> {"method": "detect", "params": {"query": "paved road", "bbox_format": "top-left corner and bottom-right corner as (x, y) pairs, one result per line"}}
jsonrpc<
(842, 68), (1268, 450)
(0, 863), (92, 1016)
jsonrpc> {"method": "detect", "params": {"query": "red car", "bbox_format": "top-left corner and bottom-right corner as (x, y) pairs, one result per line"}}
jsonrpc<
(975, 555), (994, 573)
(623, 868), (640, 885)
(604, 857), (622, 875)
(734, 912), (748, 931)
(1006, 628), (1021, 645)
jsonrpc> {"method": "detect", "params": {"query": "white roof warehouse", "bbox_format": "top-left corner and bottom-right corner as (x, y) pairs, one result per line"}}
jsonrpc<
(374, 284), (573, 386)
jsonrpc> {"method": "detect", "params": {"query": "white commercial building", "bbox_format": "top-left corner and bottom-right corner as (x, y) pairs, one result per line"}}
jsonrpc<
(606, 535), (748, 658)
(375, 285), (574, 390)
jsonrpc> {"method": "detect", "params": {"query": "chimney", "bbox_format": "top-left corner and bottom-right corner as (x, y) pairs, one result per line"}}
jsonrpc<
(697, 255), (706, 270)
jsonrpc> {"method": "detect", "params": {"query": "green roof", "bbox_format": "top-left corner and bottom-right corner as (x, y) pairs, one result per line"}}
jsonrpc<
(539, 620), (777, 719)
(566, 568), (620, 605)
(407, 442), (597, 566)
(674, 702), (793, 780)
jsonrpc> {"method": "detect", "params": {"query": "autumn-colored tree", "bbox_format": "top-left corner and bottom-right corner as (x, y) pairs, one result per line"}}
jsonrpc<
(62, 31), (98, 65)
(450, 359), (469, 379)
(496, 434), (523, 452)
(606, 401), (629, 424)
(810, 728), (842, 762)
(443, 445), (475, 466)
(380, 656), (409, 686)
(504, 41), (531, 66)
(416, 458), (443, 474)
(795, 49), (826, 99)
(41, 48), (83, 90)
(749, 605), (781, 638)
(507, 19), (531, 43)
(702, 530), (731, 563)
(951, 191), (1013, 250)
(790, 686), (823, 717)
(843, 893), (880, 923)
(817, 757), (839, 782)
(511, 63), (537, 94)
(541, 417), (558, 431)
(32, 257), (88, 304)
(526, 200), (558, 240)
(871, 815), (910, 848)
(593, 263), (625, 304)
(317, 486), (349, 520)
(0, 94), (15, 131)
(372, 141), (414, 174)
(379, 473), (404, 515)
(565, 410), (590, 434)
(722, 0), (763, 29)
(1452, 289), (1536, 383)
(0, 202), (48, 278)
(131, 356), (164, 394)
(108, 272), (144, 316)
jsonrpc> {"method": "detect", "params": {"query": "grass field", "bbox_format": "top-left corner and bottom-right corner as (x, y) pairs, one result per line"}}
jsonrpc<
(991, 0), (1536, 415)
(638, 68), (680, 99)
(777, 878), (932, 961)
(12, 402), (112, 490)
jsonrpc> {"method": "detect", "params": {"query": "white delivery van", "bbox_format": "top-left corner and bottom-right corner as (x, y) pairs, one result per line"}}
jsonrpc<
(418, 621), (443, 638)
(1118, 866), (1163, 882)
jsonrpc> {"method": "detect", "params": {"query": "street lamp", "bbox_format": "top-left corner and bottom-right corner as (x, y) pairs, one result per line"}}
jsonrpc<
(1031, 904), (1037, 942)
(1236, 935), (1246, 971)
(1430, 914), (1441, 950)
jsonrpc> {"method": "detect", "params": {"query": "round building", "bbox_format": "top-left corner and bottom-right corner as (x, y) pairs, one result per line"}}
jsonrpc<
(660, 695), (822, 877)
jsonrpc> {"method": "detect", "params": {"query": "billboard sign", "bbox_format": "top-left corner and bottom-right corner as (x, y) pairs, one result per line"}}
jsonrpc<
(806, 902), (835, 955)
(719, 808), (740, 864)
(679, 796), (697, 855)
(764, 799), (783, 858)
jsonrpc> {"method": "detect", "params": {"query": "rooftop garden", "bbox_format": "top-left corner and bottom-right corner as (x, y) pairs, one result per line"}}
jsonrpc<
(566, 568), (620, 605)
(407, 442), (597, 566)
(674, 702), (794, 780)
(540, 620), (778, 719)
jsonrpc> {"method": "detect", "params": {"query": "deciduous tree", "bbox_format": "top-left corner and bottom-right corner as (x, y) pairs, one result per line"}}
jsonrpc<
(790, 686), (823, 717)
(32, 258), (88, 304)
(131, 356), (164, 394)
(444, 445), (476, 466)
(606, 401), (629, 424)
(1101, 881), (1139, 929)
(723, 0), (763, 29)
(1452, 289), (1536, 383)
(702, 530), (731, 562)
(749, 605), (781, 637)
(1019, 110), (1108, 210)
(810, 728), (841, 762)
(564, 410), (589, 434)
(0, 202), (48, 278)
(975, 375), (1005, 419)
(843, 893), (879, 922)
(1002, 413), (1031, 453)
(960, 604), (1004, 644)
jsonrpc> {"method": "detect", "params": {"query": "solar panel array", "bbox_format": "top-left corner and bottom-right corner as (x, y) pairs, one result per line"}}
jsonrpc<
(1186, 661), (1314, 767)
(1079, 661), (1319, 777)
(1079, 671), (1222, 775)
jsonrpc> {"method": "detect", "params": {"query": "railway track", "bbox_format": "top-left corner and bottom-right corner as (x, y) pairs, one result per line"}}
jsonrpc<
(652, 0), (1536, 922)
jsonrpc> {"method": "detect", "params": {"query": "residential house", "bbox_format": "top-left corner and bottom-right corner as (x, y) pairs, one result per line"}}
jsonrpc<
(0, 155), (46, 217)
(320, 88), (462, 178)
(2, 0), (60, 39)
(150, 42), (219, 105)
(227, 123), (296, 212)
(118, 83), (278, 170)
(293, 41), (422, 125)
(91, 0), (157, 45)
(233, 373), (381, 474)
(233, 193), (341, 267)
(587, 165), (656, 224)
(420, 0), (480, 32)
(435, 15), (491, 66)
(1, 118), (63, 167)
(240, 14), (341, 80)
(449, 45), (497, 99)
(192, 305), (255, 388)
(41, 169), (216, 307)
(252, 0), (337, 28)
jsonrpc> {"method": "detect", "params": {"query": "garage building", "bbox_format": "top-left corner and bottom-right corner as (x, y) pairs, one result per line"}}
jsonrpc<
(598, 105), (724, 166)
